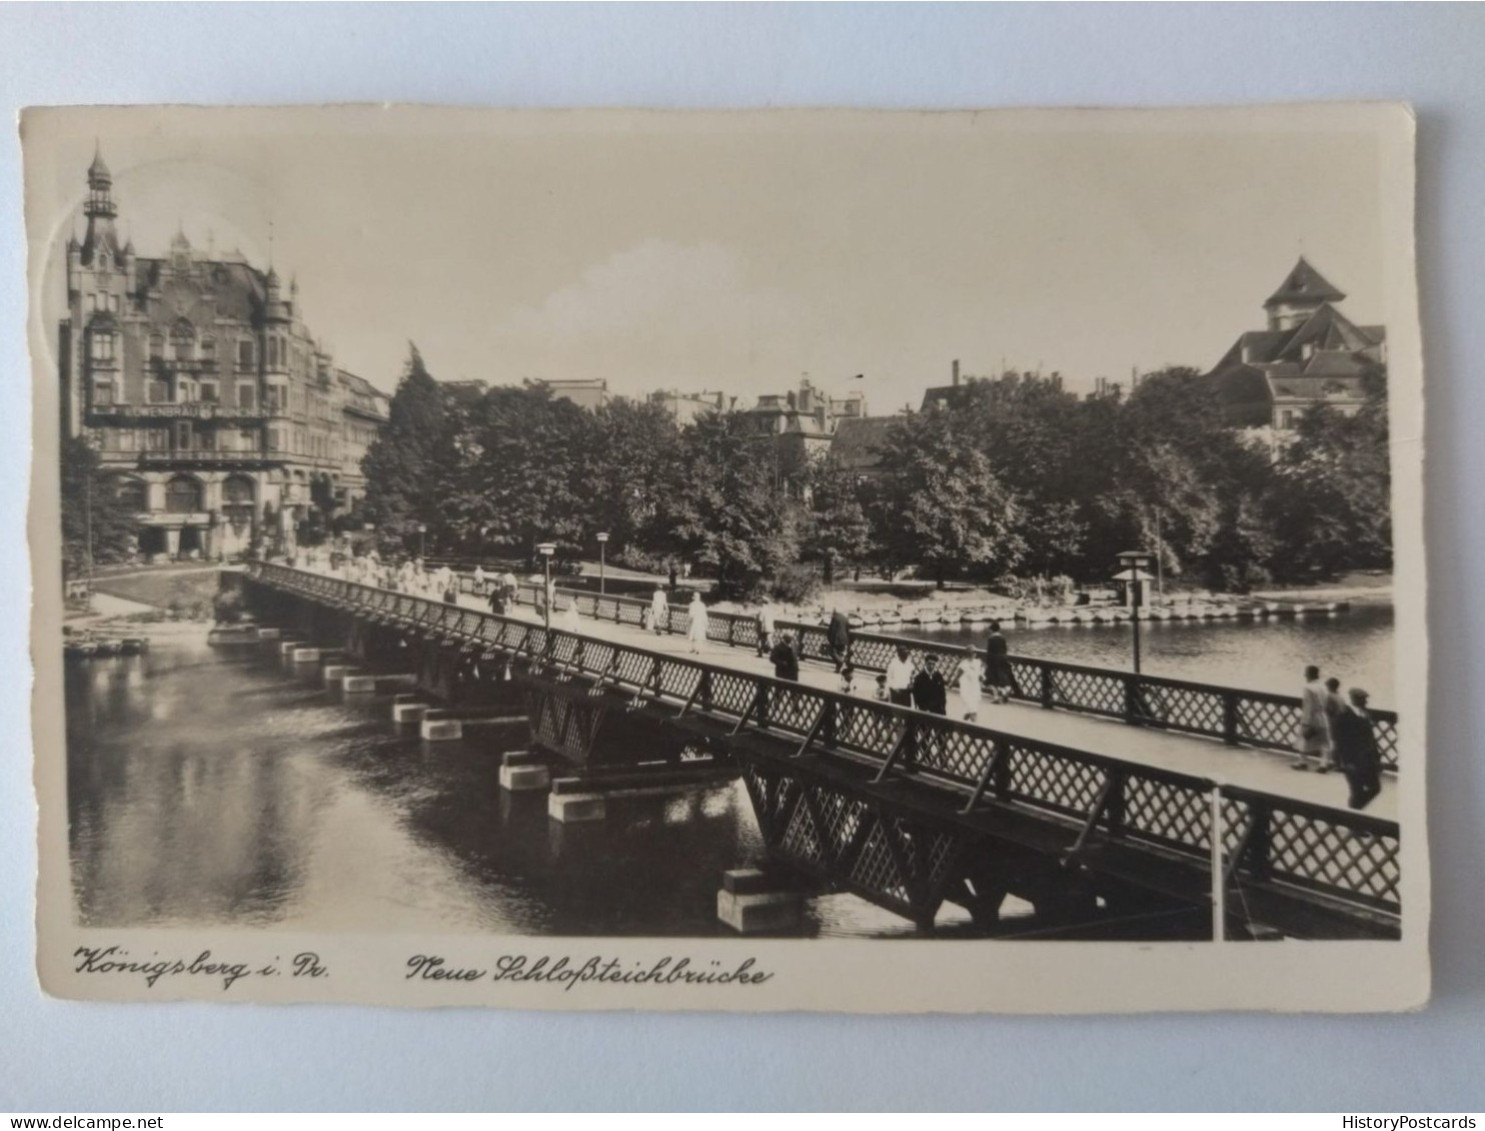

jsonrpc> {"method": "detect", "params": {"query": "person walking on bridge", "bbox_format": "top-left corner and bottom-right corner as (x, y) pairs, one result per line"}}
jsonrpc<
(756, 596), (776, 657)
(1333, 687), (1382, 811)
(884, 644), (915, 707)
(650, 584), (668, 636)
(984, 621), (1013, 704)
(686, 592), (709, 654)
(1293, 665), (1328, 772)
(770, 631), (800, 682)
(912, 654), (948, 715)
(958, 646), (985, 723)
(826, 607), (852, 673)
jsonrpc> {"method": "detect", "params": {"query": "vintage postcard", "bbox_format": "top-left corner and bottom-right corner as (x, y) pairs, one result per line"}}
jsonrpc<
(25, 104), (1428, 1012)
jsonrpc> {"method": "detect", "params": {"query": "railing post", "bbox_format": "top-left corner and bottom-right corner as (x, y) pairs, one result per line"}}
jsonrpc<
(1246, 801), (1273, 881)
(699, 669), (713, 713)
(823, 697), (838, 748)
(1106, 767), (1126, 838)
(1223, 693), (1241, 746)
(1040, 663), (1054, 710)
(1124, 674), (1142, 727)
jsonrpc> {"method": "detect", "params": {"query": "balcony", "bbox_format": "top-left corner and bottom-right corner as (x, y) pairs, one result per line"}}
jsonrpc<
(138, 450), (270, 467)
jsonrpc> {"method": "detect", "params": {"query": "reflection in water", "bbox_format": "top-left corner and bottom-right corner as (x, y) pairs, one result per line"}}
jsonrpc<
(902, 603), (1395, 701)
(66, 636), (918, 937)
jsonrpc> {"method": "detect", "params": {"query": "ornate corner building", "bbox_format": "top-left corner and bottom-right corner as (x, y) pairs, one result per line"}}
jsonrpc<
(58, 149), (390, 561)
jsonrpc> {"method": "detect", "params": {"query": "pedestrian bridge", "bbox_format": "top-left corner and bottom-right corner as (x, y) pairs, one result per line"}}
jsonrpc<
(240, 562), (1402, 941)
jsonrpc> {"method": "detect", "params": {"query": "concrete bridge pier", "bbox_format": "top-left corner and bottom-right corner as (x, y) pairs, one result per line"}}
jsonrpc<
(547, 778), (608, 823)
(717, 868), (804, 935)
(499, 749), (551, 793)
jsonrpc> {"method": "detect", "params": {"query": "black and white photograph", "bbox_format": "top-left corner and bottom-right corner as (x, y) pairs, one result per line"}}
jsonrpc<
(25, 103), (1427, 1012)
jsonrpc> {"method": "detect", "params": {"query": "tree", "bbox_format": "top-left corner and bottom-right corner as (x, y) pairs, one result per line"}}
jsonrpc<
(1266, 398), (1391, 580)
(361, 344), (455, 551)
(801, 457), (873, 583)
(650, 411), (799, 598)
(582, 398), (681, 559)
(458, 384), (593, 563)
(871, 409), (1025, 588)
(60, 435), (136, 578)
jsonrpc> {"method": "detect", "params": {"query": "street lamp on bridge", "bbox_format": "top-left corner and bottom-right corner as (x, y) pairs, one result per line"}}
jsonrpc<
(596, 531), (610, 596)
(415, 522), (427, 561)
(1114, 549), (1156, 674)
(537, 541), (556, 629)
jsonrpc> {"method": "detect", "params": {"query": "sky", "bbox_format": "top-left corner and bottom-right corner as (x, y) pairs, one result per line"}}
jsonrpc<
(27, 105), (1390, 410)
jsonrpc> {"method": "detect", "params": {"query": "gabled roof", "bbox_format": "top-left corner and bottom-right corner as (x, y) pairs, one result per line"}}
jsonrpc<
(1265, 256), (1346, 308)
(829, 416), (897, 472)
(1279, 302), (1378, 357)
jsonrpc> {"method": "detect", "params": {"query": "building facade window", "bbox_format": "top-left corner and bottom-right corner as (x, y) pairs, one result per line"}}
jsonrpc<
(238, 339), (255, 370)
(89, 332), (116, 362)
(1280, 410), (1295, 429)
(238, 429), (257, 451)
(113, 478), (148, 513)
(148, 380), (168, 404)
(238, 383), (257, 410)
(164, 475), (203, 514)
(147, 429), (168, 452)
(200, 382), (218, 404)
(92, 381), (114, 406)
(149, 333), (164, 360)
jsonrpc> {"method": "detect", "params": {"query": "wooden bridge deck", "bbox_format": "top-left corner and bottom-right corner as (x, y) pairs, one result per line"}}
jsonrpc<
(438, 583), (1396, 820)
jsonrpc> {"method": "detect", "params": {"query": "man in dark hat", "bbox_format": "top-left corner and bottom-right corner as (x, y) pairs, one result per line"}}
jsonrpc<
(1332, 687), (1382, 811)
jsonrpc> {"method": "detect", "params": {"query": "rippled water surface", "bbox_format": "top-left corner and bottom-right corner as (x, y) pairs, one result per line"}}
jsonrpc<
(65, 636), (926, 937)
(899, 603), (1395, 702)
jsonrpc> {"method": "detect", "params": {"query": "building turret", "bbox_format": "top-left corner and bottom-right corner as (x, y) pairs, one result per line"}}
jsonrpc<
(80, 145), (121, 268)
(122, 237), (136, 292)
(65, 233), (81, 295)
(264, 266), (291, 324)
(1264, 256), (1346, 332)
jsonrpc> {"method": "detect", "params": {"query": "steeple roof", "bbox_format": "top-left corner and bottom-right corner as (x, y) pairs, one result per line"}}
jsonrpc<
(87, 144), (111, 184)
(1264, 257), (1346, 308)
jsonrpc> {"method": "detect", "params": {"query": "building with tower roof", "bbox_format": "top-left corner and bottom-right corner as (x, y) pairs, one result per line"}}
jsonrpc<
(1206, 257), (1387, 435)
(59, 148), (389, 561)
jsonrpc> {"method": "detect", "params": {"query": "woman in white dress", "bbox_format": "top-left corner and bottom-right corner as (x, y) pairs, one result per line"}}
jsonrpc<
(687, 593), (709, 654)
(650, 585), (669, 636)
(957, 646), (986, 723)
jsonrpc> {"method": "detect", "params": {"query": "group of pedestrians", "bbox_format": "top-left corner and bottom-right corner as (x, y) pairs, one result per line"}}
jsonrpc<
(1295, 665), (1383, 811)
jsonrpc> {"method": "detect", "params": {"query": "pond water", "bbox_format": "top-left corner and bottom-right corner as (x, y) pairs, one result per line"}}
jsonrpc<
(895, 603), (1395, 703)
(65, 637), (934, 937)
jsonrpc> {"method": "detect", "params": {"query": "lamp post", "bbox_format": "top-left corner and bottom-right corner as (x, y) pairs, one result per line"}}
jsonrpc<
(537, 542), (556, 629)
(415, 522), (426, 561)
(596, 531), (610, 596)
(1115, 549), (1156, 674)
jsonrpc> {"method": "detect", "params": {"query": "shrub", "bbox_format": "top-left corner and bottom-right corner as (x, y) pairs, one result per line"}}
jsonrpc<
(213, 589), (245, 624)
(768, 563), (821, 605)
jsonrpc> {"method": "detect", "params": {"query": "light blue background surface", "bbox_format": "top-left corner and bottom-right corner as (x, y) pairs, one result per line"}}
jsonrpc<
(3, 4), (1482, 1112)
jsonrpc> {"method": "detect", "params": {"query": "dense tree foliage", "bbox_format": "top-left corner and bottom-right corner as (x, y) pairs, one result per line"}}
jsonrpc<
(60, 435), (136, 577)
(357, 358), (1393, 593)
(361, 344), (456, 549)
